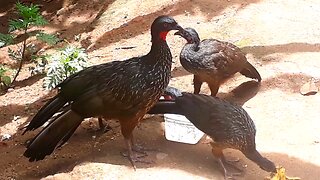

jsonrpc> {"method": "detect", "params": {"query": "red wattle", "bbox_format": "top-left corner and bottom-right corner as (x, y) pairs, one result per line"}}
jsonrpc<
(160, 31), (169, 41)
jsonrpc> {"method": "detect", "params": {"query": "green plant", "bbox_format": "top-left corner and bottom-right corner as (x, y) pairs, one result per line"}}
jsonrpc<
(0, 65), (12, 90)
(43, 46), (89, 90)
(0, 2), (59, 87)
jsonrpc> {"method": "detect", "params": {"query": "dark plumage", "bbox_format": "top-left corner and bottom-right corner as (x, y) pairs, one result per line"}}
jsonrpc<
(23, 16), (184, 167)
(174, 28), (262, 96)
(148, 86), (276, 179)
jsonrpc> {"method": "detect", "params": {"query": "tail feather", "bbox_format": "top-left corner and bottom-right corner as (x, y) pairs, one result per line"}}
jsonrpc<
(240, 62), (262, 82)
(148, 101), (183, 115)
(23, 95), (67, 134)
(24, 110), (83, 161)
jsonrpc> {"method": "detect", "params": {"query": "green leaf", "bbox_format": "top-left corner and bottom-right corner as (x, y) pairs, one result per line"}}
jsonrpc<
(43, 46), (89, 90)
(1, 76), (11, 86)
(36, 32), (59, 45)
(32, 15), (48, 26)
(0, 66), (6, 76)
(0, 33), (14, 47)
(8, 19), (27, 32)
(11, 2), (48, 32)
(16, 2), (39, 20)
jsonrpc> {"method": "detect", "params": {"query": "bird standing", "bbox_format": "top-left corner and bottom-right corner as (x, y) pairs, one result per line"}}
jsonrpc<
(22, 16), (184, 168)
(174, 28), (261, 96)
(148, 86), (276, 179)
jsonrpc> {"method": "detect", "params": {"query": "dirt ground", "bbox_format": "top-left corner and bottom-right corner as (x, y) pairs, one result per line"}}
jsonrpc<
(1, 0), (320, 179)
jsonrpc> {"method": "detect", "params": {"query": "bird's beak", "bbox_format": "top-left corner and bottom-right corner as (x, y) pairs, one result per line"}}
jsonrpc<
(174, 24), (184, 31)
(174, 29), (184, 36)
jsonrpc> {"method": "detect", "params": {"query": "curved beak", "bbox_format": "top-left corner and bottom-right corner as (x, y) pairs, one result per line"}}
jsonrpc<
(176, 24), (183, 30)
(174, 29), (184, 36)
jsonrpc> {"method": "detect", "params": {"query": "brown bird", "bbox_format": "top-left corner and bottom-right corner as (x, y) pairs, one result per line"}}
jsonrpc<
(174, 28), (261, 96)
(22, 15), (184, 168)
(148, 86), (276, 179)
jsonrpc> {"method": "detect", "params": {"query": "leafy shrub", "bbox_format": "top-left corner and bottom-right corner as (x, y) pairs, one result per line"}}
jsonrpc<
(43, 46), (89, 90)
(0, 2), (59, 88)
(0, 66), (12, 90)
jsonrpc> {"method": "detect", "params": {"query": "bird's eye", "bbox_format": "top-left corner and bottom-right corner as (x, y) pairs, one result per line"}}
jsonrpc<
(163, 23), (169, 28)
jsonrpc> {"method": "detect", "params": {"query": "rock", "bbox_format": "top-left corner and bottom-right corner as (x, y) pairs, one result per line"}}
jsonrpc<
(300, 79), (318, 96)
(156, 152), (168, 160)
(1, 134), (12, 141)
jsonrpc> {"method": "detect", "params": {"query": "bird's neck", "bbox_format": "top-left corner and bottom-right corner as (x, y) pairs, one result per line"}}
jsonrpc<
(189, 41), (200, 52)
(147, 39), (172, 64)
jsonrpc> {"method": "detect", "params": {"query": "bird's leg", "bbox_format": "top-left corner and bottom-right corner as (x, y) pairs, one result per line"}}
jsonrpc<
(131, 136), (156, 154)
(208, 81), (219, 97)
(122, 137), (148, 170)
(193, 75), (202, 94)
(221, 155), (243, 173)
(98, 117), (104, 129)
(210, 143), (242, 179)
(120, 118), (153, 169)
(97, 117), (113, 133)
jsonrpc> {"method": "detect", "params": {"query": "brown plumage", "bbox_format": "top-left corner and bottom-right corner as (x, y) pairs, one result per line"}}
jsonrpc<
(22, 16), (184, 167)
(174, 28), (261, 96)
(148, 86), (276, 179)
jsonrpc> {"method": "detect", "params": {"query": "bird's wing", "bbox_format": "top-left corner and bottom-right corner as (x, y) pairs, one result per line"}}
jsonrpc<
(194, 39), (247, 76)
(61, 57), (156, 118)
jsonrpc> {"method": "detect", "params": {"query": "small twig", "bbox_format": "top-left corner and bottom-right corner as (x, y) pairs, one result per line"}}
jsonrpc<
(11, 26), (28, 84)
(88, 55), (109, 58)
(115, 46), (136, 50)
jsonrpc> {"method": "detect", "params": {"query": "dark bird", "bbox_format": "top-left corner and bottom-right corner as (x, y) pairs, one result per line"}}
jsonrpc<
(148, 86), (276, 179)
(174, 28), (261, 96)
(22, 16), (184, 168)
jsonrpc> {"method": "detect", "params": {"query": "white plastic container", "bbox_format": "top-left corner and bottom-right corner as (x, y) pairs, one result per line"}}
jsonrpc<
(164, 113), (204, 144)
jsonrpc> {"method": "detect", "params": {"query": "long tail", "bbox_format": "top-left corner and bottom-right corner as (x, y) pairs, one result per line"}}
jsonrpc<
(148, 101), (184, 115)
(24, 110), (83, 161)
(148, 86), (185, 115)
(240, 62), (262, 82)
(245, 149), (276, 173)
(22, 95), (67, 134)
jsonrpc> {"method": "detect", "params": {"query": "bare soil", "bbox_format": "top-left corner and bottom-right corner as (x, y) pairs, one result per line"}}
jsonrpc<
(1, 0), (320, 179)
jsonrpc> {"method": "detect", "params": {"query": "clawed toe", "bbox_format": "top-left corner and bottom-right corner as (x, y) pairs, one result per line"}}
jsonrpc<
(121, 151), (154, 170)
(226, 172), (242, 178)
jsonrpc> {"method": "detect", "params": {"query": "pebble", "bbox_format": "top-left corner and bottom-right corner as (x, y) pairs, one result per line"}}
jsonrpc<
(1, 134), (11, 141)
(300, 79), (318, 96)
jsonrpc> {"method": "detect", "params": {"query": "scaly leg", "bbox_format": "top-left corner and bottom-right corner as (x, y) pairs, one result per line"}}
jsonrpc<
(131, 136), (157, 154)
(122, 136), (150, 170)
(210, 142), (242, 179)
(98, 117), (113, 133)
(120, 117), (153, 169)
(193, 75), (203, 94)
(208, 81), (220, 97)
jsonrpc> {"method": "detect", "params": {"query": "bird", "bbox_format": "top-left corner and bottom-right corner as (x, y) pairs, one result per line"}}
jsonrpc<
(148, 86), (276, 179)
(174, 28), (261, 96)
(22, 15), (184, 168)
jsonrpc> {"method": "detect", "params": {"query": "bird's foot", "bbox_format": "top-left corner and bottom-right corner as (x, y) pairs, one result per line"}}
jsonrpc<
(223, 157), (243, 172)
(218, 158), (243, 180)
(224, 172), (242, 180)
(121, 151), (154, 170)
(132, 143), (157, 155)
(100, 124), (113, 133)
(225, 157), (240, 163)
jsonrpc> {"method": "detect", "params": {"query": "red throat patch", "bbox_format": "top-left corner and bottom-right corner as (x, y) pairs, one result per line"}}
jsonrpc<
(163, 95), (173, 100)
(160, 31), (169, 41)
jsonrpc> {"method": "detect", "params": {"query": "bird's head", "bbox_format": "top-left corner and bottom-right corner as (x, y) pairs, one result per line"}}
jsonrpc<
(174, 27), (200, 45)
(151, 15), (184, 42)
(260, 157), (277, 173)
